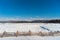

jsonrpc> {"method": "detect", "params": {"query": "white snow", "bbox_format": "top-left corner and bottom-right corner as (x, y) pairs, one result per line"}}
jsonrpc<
(0, 23), (60, 40)
(0, 36), (60, 40)
(0, 23), (60, 33)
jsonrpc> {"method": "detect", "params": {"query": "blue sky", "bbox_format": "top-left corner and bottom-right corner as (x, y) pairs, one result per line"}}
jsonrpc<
(0, 0), (60, 18)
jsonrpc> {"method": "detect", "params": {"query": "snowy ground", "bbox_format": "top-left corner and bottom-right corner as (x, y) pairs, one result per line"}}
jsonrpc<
(0, 23), (60, 33)
(0, 36), (60, 40)
(0, 23), (60, 40)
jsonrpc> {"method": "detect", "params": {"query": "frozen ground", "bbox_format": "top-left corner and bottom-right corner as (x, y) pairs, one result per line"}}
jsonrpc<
(0, 23), (60, 40)
(0, 23), (60, 33)
(0, 36), (60, 40)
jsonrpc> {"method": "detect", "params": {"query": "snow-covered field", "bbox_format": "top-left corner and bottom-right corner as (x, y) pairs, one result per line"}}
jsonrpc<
(0, 36), (60, 40)
(0, 23), (60, 33)
(0, 23), (60, 40)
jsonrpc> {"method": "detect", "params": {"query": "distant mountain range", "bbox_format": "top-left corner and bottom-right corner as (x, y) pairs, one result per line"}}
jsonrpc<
(0, 19), (60, 23)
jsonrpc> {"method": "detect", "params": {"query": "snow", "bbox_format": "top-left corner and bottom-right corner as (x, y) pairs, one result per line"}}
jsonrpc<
(0, 23), (60, 33)
(0, 36), (60, 40)
(0, 23), (60, 40)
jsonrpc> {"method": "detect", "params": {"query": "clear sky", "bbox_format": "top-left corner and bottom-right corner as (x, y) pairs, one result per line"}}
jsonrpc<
(0, 0), (60, 19)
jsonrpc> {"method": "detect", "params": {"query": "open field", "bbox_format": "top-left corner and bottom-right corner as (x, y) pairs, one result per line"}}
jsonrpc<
(0, 23), (59, 37)
(0, 23), (59, 40)
(0, 23), (60, 33)
(0, 36), (60, 40)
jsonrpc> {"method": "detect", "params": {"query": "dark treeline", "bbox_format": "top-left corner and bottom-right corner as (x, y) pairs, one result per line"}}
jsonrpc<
(0, 19), (60, 23)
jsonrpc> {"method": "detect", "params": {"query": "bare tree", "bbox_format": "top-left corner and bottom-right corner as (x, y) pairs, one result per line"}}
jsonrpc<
(1, 31), (7, 37)
(15, 31), (19, 37)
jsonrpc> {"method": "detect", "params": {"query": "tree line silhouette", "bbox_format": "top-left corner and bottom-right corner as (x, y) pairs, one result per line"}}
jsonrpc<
(0, 19), (60, 23)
